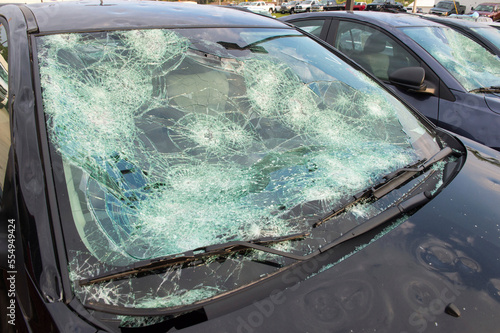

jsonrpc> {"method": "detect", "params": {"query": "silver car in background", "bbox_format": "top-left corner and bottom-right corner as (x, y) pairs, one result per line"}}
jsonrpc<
(280, 0), (300, 13)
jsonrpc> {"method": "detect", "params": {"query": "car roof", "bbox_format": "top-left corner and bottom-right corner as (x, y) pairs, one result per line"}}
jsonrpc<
(282, 11), (445, 28)
(423, 16), (497, 29)
(5, 0), (287, 33)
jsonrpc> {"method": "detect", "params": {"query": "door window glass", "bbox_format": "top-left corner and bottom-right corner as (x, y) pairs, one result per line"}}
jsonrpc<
(336, 21), (420, 80)
(291, 19), (326, 37)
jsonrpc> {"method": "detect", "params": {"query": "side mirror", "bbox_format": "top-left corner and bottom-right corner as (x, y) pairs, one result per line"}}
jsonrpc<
(389, 67), (434, 93)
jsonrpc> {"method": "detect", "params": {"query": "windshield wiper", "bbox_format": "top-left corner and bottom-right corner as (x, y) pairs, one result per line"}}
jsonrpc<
(81, 185), (439, 287)
(79, 232), (309, 286)
(470, 86), (500, 94)
(86, 192), (430, 315)
(81, 147), (454, 287)
(314, 147), (453, 227)
(82, 189), (433, 319)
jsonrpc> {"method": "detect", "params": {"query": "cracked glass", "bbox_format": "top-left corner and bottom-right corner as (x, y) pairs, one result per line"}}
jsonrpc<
(36, 27), (441, 318)
(400, 26), (500, 91)
(470, 26), (500, 51)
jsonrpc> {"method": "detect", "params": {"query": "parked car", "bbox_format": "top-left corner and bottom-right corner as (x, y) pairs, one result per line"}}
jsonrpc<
(281, 11), (500, 150)
(323, 1), (346, 10)
(430, 0), (466, 15)
(323, 1), (366, 10)
(239, 1), (276, 14)
(365, 0), (407, 12)
(294, 0), (319, 12)
(280, 0), (299, 13)
(470, 2), (500, 21)
(3, 2), (500, 333)
(423, 16), (500, 56)
(407, 6), (424, 12)
(354, 1), (367, 10)
(311, 0), (328, 11)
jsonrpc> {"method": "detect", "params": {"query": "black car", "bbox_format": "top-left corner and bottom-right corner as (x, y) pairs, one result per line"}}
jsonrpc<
(365, 0), (407, 12)
(422, 16), (500, 56)
(2, 2), (500, 332)
(281, 11), (500, 151)
(429, 0), (466, 15)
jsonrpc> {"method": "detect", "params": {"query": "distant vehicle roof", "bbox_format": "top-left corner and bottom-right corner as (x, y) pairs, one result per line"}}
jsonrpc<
(287, 11), (445, 27)
(3, 0), (286, 33)
(424, 16), (498, 28)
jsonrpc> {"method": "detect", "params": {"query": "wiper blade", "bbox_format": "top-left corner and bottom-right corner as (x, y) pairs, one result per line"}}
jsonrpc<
(470, 86), (500, 94)
(79, 232), (309, 286)
(314, 147), (453, 227)
(316, 191), (432, 254)
(81, 147), (453, 287)
(83, 190), (433, 317)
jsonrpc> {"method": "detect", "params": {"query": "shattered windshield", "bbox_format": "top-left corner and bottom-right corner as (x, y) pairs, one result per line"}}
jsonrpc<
(474, 4), (494, 11)
(37, 28), (440, 314)
(400, 26), (500, 91)
(471, 26), (500, 50)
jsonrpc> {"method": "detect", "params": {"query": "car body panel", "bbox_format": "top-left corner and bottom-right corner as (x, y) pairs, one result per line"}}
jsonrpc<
(438, 89), (500, 143)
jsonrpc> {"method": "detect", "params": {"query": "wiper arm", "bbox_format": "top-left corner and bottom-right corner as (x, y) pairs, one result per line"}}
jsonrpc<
(316, 191), (432, 255)
(81, 176), (441, 288)
(79, 232), (309, 286)
(314, 147), (453, 227)
(83, 190), (433, 318)
(469, 86), (500, 94)
(80, 147), (453, 287)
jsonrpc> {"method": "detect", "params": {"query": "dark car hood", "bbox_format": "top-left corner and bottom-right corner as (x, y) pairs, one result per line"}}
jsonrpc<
(181, 137), (500, 332)
(486, 94), (500, 113)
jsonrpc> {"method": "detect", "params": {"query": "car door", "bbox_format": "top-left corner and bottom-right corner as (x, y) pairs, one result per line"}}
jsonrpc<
(330, 19), (445, 124)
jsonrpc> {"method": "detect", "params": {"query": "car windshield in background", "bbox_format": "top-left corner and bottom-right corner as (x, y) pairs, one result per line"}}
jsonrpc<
(436, 1), (454, 9)
(36, 27), (441, 314)
(471, 26), (500, 50)
(400, 26), (500, 91)
(475, 4), (495, 11)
